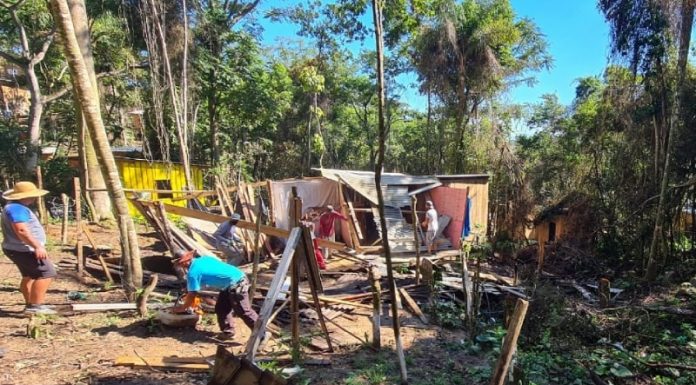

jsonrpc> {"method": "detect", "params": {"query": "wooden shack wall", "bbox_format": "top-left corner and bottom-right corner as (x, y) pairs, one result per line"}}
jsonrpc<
(535, 215), (568, 260)
(441, 179), (489, 238)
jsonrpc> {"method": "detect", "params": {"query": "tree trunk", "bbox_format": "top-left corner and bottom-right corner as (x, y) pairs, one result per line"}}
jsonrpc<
(49, 0), (142, 294)
(68, 0), (113, 221)
(646, 0), (695, 280)
(371, 0), (407, 383)
(25, 62), (43, 173)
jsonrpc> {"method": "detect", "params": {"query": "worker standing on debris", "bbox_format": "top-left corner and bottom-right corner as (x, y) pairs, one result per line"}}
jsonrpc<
(213, 213), (244, 265)
(422, 200), (439, 255)
(318, 205), (347, 259)
(1, 181), (56, 315)
(172, 250), (261, 340)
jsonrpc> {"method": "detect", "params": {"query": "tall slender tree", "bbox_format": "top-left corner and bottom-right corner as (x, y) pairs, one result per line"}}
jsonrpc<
(49, 0), (142, 294)
(67, 0), (112, 221)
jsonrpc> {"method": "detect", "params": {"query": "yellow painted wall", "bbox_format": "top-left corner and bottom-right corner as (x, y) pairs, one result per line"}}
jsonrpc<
(116, 158), (205, 216)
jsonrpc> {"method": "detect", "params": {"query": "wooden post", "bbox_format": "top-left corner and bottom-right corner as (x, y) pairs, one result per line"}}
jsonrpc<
(490, 299), (529, 385)
(250, 196), (263, 299)
(411, 196), (421, 284)
(290, 187), (302, 355)
(461, 250), (473, 323)
(599, 278), (611, 308)
(370, 265), (382, 349)
(60, 193), (69, 245)
(74, 177), (83, 274)
(266, 180), (275, 226)
(98, 255), (114, 284)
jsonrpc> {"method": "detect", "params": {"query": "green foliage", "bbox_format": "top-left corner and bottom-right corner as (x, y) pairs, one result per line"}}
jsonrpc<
(427, 300), (464, 329)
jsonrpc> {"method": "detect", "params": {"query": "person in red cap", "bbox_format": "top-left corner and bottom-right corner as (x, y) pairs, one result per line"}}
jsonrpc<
(2, 181), (56, 315)
(171, 250), (260, 340)
(317, 205), (347, 259)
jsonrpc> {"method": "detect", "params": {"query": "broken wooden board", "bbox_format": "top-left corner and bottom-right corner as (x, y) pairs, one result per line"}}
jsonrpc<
(163, 203), (347, 251)
(399, 288), (428, 324)
(115, 355), (211, 372)
(211, 345), (287, 385)
(72, 303), (137, 311)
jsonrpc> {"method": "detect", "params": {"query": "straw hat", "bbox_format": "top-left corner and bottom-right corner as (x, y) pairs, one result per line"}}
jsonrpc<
(2, 181), (48, 201)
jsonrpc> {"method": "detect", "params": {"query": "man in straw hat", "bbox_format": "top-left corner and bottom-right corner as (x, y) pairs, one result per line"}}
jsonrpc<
(2, 181), (56, 314)
(171, 249), (262, 341)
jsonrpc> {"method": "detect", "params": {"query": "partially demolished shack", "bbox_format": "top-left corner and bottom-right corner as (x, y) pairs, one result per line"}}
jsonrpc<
(261, 169), (489, 254)
(131, 168), (489, 260)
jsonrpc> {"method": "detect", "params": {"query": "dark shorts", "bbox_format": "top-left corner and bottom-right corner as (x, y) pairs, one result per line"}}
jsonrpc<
(3, 249), (57, 279)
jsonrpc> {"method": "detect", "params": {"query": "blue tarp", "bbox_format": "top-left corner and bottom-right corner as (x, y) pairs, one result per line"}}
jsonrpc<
(462, 196), (472, 237)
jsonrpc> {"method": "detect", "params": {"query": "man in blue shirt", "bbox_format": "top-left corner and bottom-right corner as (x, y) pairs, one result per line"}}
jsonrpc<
(1, 181), (56, 314)
(172, 250), (259, 338)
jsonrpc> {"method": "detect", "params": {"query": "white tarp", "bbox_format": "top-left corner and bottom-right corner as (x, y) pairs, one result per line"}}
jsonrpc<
(270, 179), (340, 230)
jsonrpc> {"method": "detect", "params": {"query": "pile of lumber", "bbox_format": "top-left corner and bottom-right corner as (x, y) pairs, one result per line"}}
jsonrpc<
(129, 199), (211, 256)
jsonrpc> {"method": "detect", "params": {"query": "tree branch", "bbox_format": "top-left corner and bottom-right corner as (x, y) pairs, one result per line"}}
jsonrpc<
(0, 50), (26, 66)
(42, 68), (131, 104)
(30, 31), (55, 65)
(228, 0), (260, 26)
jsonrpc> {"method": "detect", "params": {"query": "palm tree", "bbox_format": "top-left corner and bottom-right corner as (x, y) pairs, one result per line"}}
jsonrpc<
(412, 0), (549, 172)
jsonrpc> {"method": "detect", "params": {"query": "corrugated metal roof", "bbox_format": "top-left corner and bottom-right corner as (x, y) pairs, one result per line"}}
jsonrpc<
(318, 168), (439, 205)
(436, 174), (490, 180)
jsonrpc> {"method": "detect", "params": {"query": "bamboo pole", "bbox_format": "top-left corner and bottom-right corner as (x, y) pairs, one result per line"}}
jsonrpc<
(250, 196), (263, 299)
(290, 187), (302, 354)
(60, 193), (69, 245)
(74, 177), (83, 274)
(489, 299), (529, 385)
(411, 196), (421, 284)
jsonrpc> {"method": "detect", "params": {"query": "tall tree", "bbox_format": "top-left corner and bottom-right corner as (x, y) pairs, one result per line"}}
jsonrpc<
(599, 0), (695, 279)
(0, 0), (55, 172)
(412, 0), (550, 172)
(372, 0), (407, 383)
(67, 0), (112, 221)
(195, 0), (260, 166)
(49, 0), (142, 294)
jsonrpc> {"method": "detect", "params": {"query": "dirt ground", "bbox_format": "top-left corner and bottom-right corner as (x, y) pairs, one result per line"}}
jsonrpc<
(0, 223), (482, 385)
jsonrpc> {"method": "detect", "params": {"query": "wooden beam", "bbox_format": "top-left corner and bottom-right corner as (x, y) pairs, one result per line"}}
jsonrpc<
(162, 204), (347, 251)
(489, 299), (529, 385)
(246, 228), (302, 361)
(399, 288), (428, 324)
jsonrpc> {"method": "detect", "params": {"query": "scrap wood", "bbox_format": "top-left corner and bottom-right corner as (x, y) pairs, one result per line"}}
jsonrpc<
(163, 203), (347, 251)
(212, 346), (287, 385)
(399, 288), (428, 324)
(559, 280), (596, 302)
(72, 303), (137, 311)
(115, 355), (211, 372)
(644, 306), (696, 317)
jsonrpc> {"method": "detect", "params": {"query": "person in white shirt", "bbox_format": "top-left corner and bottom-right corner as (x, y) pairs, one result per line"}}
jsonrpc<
(421, 200), (439, 255)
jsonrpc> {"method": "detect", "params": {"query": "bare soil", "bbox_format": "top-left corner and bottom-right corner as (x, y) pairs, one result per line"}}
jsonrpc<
(0, 223), (481, 385)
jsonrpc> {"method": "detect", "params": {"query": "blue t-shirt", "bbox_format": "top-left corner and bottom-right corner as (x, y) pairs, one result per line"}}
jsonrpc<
(2, 202), (46, 252)
(186, 255), (245, 292)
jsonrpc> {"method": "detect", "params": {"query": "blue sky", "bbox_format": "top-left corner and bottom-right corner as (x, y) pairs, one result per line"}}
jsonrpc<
(257, 0), (611, 110)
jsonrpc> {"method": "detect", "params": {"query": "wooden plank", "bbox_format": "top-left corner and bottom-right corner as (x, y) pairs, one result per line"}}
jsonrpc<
(74, 177), (83, 274)
(98, 255), (114, 284)
(163, 204), (347, 251)
(80, 224), (99, 251)
(245, 227), (302, 361)
(115, 356), (210, 372)
(61, 193), (69, 245)
(300, 226), (332, 352)
(347, 201), (364, 240)
(399, 288), (428, 324)
(72, 303), (137, 311)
